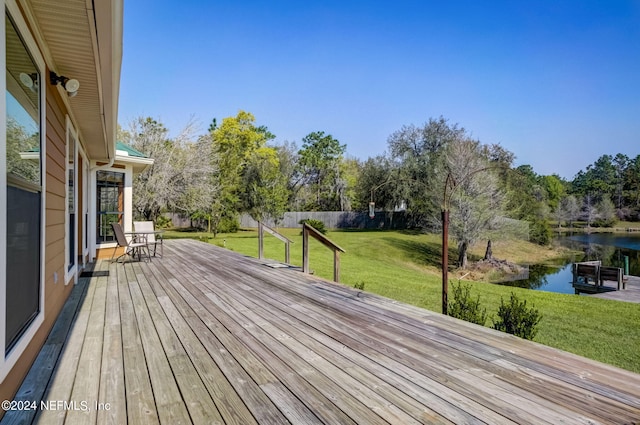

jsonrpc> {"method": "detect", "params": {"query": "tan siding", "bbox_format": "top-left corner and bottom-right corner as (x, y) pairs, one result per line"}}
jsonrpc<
(46, 191), (65, 212)
(46, 93), (65, 146)
(45, 177), (65, 203)
(46, 209), (65, 227)
(45, 224), (65, 250)
(46, 154), (65, 183)
(44, 250), (64, 277)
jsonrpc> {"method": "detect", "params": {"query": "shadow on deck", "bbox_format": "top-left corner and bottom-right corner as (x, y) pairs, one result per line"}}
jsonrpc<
(2, 239), (640, 424)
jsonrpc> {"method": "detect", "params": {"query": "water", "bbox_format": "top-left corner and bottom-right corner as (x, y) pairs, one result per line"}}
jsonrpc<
(496, 233), (640, 294)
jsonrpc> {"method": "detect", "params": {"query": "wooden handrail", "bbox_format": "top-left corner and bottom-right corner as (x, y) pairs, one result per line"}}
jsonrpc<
(258, 222), (294, 264)
(302, 223), (345, 282)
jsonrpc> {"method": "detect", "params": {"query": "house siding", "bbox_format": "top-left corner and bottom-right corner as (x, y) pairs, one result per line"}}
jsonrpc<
(0, 71), (74, 407)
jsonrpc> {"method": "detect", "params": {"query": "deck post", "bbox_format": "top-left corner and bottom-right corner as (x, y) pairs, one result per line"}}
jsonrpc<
(302, 226), (309, 273)
(285, 243), (290, 264)
(258, 222), (264, 259)
(334, 250), (340, 282)
(301, 223), (345, 282)
(258, 221), (293, 264)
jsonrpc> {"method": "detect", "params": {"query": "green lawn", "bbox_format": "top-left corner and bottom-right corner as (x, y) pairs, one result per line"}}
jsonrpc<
(164, 228), (640, 373)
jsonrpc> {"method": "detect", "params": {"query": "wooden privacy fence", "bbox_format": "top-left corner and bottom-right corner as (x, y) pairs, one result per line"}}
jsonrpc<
(257, 222), (293, 264)
(302, 223), (345, 282)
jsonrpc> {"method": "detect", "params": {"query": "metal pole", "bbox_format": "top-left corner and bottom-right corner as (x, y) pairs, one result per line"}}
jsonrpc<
(442, 209), (449, 315)
(624, 255), (629, 276)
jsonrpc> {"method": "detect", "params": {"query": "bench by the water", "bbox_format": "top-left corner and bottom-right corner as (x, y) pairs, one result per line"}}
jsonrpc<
(572, 261), (626, 293)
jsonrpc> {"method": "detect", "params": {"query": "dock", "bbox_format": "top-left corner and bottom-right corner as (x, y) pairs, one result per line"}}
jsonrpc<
(587, 275), (640, 303)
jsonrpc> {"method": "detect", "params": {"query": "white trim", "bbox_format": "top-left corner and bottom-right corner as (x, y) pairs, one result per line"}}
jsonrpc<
(90, 164), (132, 260)
(80, 148), (89, 267)
(65, 116), (78, 285)
(89, 162), (97, 259)
(0, 0), (8, 377)
(1, 0), (47, 382)
(124, 164), (133, 233)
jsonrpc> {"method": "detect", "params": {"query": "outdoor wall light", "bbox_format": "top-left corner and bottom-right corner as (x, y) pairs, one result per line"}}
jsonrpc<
(50, 71), (80, 97)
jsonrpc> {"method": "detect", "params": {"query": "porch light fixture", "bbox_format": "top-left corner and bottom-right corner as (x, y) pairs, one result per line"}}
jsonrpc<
(50, 71), (80, 97)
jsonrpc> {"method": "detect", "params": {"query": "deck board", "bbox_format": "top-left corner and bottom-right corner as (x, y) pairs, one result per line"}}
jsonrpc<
(97, 260), (125, 425)
(3, 238), (640, 425)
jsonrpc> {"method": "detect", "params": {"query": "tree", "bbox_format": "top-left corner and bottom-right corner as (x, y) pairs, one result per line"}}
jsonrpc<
(623, 155), (640, 217)
(124, 117), (200, 222)
(340, 157), (361, 211)
(355, 155), (399, 212)
(541, 174), (566, 212)
(273, 141), (300, 210)
(210, 110), (287, 229)
(296, 131), (347, 211)
(582, 194), (598, 228)
(571, 155), (616, 200)
(557, 195), (580, 227)
(438, 139), (507, 269)
(595, 195), (616, 227)
(388, 116), (467, 225)
(240, 146), (289, 222)
(6, 117), (39, 184)
(613, 153), (628, 213)
(504, 165), (552, 245)
(179, 135), (220, 231)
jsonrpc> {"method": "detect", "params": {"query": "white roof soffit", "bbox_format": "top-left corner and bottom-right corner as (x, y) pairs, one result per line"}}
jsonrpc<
(25, 0), (123, 162)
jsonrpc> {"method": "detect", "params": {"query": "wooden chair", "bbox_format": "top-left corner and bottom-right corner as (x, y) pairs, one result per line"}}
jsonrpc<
(110, 222), (149, 263)
(133, 221), (163, 257)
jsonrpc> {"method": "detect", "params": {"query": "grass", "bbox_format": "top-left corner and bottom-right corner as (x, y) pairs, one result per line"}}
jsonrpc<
(163, 227), (640, 373)
(553, 220), (640, 232)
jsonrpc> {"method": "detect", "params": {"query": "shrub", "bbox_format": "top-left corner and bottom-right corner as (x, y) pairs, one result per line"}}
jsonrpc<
(155, 215), (172, 229)
(529, 218), (552, 245)
(493, 293), (542, 340)
(299, 218), (327, 234)
(448, 282), (487, 326)
(218, 216), (239, 233)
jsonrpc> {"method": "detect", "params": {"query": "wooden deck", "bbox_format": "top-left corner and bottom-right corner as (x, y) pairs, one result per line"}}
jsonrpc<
(3, 238), (640, 424)
(589, 275), (640, 303)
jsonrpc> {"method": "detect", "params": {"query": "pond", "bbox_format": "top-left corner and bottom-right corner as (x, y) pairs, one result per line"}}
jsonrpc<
(496, 233), (640, 294)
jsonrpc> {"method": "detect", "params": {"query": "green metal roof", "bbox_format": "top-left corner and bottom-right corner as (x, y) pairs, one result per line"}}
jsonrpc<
(116, 141), (149, 158)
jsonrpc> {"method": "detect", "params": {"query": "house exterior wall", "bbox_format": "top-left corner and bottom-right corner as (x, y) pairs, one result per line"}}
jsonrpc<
(0, 6), (76, 409)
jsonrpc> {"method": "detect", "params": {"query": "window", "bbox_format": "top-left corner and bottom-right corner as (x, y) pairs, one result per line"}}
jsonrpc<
(96, 171), (124, 243)
(67, 122), (77, 275)
(4, 12), (42, 353)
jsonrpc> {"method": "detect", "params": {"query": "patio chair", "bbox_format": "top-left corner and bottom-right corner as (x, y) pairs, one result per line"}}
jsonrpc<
(134, 221), (163, 257)
(110, 222), (150, 263)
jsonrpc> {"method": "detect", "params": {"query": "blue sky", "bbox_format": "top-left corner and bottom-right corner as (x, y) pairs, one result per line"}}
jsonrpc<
(118, 1), (640, 179)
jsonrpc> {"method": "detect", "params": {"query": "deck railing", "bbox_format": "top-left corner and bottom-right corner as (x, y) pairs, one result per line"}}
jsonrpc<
(258, 222), (294, 264)
(302, 223), (346, 282)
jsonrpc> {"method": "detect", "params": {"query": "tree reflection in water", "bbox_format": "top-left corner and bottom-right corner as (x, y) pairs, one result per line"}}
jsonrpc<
(493, 234), (640, 293)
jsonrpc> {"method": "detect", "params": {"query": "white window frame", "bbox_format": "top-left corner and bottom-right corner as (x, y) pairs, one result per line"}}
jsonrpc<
(90, 164), (132, 255)
(65, 116), (78, 284)
(0, 0), (47, 381)
(80, 146), (89, 267)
